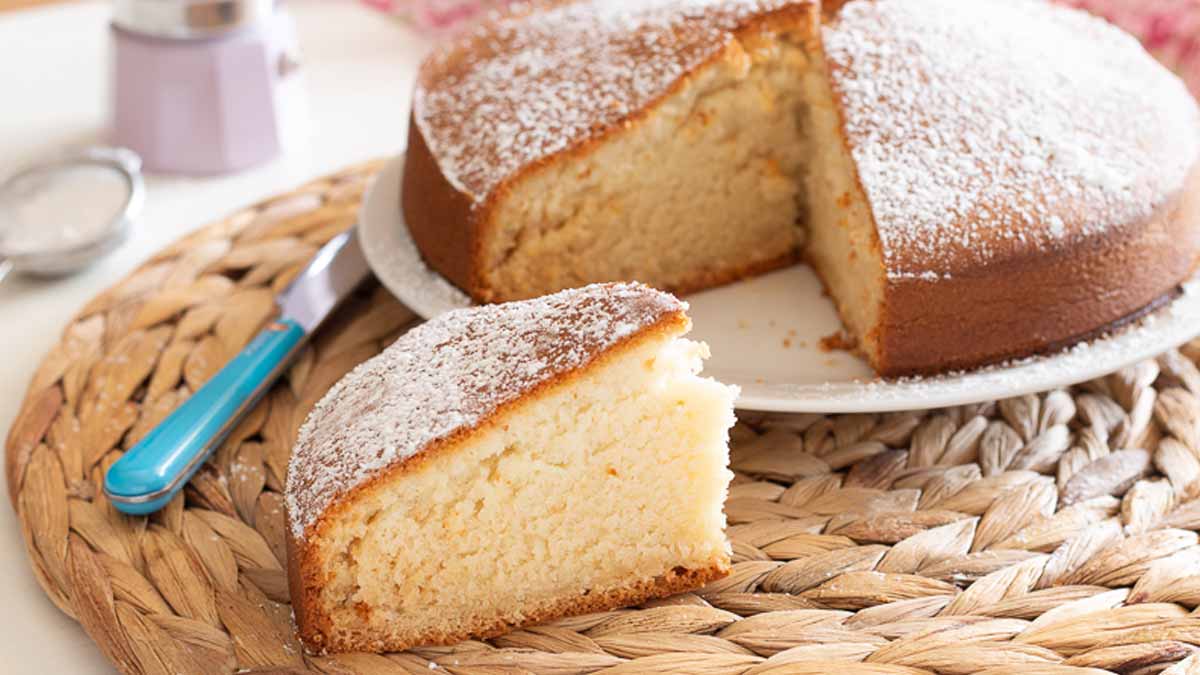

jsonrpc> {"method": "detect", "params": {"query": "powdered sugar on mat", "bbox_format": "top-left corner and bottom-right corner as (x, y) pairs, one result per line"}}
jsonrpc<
(824, 0), (1200, 278)
(286, 282), (685, 539)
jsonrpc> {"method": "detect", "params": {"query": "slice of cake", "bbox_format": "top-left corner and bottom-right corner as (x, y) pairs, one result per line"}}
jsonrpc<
(402, 0), (1200, 376)
(285, 283), (737, 653)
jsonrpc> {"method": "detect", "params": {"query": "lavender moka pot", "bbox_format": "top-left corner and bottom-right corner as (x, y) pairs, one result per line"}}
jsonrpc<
(111, 0), (304, 174)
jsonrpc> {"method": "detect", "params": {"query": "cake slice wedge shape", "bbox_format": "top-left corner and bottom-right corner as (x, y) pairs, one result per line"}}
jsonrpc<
(285, 282), (737, 653)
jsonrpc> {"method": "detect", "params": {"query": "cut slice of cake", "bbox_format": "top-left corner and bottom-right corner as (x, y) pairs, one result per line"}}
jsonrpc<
(285, 283), (737, 653)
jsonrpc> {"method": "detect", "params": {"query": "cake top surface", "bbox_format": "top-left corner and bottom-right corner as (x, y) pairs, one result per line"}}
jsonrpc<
(824, 0), (1200, 280)
(412, 0), (813, 202)
(285, 282), (686, 539)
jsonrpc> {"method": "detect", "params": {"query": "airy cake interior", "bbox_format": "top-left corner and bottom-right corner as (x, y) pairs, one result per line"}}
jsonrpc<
(796, 42), (885, 358)
(479, 27), (885, 363)
(308, 332), (736, 650)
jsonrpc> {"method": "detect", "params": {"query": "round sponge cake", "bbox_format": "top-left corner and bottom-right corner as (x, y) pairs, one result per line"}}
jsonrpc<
(401, 0), (1200, 376)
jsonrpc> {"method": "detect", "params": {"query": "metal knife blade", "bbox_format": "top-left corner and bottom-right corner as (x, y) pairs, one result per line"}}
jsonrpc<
(279, 227), (371, 332)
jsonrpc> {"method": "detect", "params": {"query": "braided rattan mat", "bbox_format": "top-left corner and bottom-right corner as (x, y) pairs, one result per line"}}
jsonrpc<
(9, 161), (1200, 675)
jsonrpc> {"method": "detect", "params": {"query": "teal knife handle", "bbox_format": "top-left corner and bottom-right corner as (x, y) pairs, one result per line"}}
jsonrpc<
(105, 319), (307, 515)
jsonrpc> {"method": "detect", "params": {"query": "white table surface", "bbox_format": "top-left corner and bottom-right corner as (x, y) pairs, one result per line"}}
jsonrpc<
(0, 2), (431, 670)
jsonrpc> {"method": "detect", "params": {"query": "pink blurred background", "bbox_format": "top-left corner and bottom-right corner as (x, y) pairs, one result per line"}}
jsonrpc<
(1060, 0), (1200, 97)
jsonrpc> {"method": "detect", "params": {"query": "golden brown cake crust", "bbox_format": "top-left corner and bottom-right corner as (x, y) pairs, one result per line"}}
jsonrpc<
(285, 283), (730, 653)
(402, 0), (817, 302)
(401, 111), (480, 294)
(872, 175), (1200, 376)
(820, 0), (1200, 376)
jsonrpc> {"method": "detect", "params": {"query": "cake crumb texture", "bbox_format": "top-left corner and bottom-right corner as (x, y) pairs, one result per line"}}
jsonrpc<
(286, 282), (686, 541)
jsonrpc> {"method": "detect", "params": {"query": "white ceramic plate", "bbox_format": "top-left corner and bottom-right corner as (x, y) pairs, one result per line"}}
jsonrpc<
(361, 155), (1200, 413)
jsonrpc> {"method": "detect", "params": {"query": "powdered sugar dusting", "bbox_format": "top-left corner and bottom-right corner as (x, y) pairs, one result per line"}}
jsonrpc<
(414, 0), (806, 201)
(823, 0), (1200, 278)
(285, 282), (685, 539)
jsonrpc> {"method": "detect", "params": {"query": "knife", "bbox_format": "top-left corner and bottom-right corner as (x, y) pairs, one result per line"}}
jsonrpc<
(104, 228), (371, 515)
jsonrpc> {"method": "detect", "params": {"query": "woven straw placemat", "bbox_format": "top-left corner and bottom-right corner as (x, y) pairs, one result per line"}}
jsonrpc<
(8, 161), (1200, 675)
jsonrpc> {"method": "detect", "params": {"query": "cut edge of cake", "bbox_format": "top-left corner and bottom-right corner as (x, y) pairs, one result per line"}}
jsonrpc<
(286, 284), (737, 653)
(401, 0), (893, 372)
(793, 16), (887, 367)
